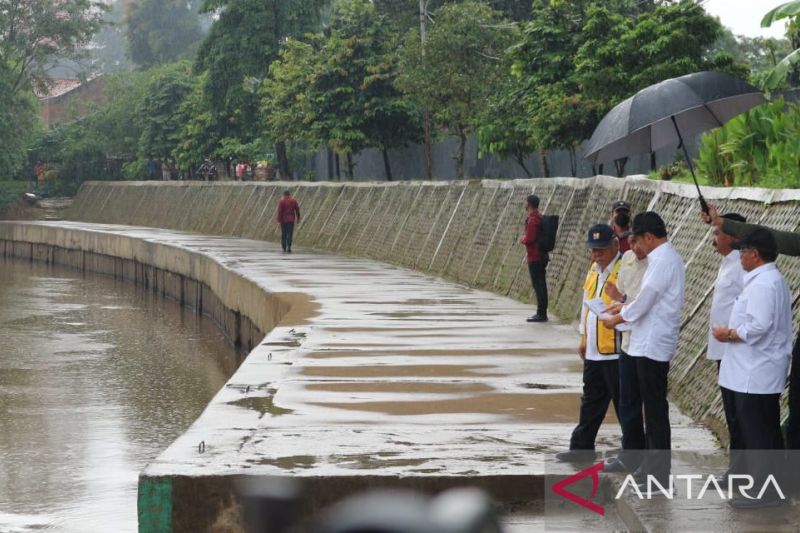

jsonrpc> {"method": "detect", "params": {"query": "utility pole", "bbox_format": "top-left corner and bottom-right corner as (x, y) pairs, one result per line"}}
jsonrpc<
(420, 0), (433, 180)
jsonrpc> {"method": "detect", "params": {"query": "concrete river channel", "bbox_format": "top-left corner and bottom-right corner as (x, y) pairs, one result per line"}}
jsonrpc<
(0, 257), (238, 532)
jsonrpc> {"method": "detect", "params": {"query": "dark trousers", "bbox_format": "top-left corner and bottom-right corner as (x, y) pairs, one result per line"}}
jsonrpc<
(787, 333), (800, 450)
(280, 222), (295, 251)
(570, 359), (620, 450)
(727, 389), (784, 499)
(718, 362), (744, 472)
(617, 354), (670, 481)
(527, 259), (548, 317)
(617, 351), (645, 468)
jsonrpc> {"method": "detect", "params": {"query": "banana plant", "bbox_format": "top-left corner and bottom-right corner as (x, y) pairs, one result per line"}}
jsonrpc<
(761, 1), (800, 90)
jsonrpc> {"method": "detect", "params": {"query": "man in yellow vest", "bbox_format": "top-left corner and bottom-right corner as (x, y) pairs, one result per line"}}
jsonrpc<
(557, 224), (623, 463)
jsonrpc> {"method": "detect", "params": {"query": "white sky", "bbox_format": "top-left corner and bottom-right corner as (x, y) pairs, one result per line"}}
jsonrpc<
(703, 0), (790, 39)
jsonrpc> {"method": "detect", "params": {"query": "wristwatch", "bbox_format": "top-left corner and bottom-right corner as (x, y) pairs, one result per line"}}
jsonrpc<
(727, 329), (735, 342)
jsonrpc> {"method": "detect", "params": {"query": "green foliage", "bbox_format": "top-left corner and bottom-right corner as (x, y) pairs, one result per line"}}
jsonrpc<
(0, 0), (107, 93)
(0, 181), (28, 211)
(760, 1), (800, 89)
(396, 1), (515, 178)
(123, 0), (203, 68)
(511, 0), (747, 176)
(696, 99), (800, 188)
(0, 63), (39, 176)
(136, 62), (196, 162)
(194, 0), (326, 147)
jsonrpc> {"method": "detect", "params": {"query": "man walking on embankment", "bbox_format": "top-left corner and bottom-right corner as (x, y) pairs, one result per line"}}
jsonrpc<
(277, 190), (301, 253)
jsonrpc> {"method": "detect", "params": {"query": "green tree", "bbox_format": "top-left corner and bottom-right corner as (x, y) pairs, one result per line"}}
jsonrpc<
(136, 62), (196, 167)
(195, 0), (326, 178)
(313, 0), (421, 179)
(0, 62), (38, 176)
(0, 0), (107, 93)
(397, 1), (514, 179)
(123, 0), (203, 68)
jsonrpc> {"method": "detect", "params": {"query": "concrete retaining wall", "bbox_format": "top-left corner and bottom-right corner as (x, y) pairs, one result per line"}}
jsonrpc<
(64, 177), (800, 436)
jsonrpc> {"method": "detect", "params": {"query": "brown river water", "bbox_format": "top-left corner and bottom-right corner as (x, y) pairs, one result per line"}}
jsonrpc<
(0, 257), (234, 532)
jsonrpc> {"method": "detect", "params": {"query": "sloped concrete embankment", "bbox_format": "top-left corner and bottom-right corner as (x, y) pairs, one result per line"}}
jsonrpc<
(65, 177), (800, 440)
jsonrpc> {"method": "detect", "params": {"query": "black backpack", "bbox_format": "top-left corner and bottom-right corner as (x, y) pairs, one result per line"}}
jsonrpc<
(538, 215), (559, 253)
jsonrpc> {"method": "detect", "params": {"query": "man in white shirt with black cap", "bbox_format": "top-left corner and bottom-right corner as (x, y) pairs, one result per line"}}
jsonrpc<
(601, 212), (685, 489)
(712, 228), (792, 509)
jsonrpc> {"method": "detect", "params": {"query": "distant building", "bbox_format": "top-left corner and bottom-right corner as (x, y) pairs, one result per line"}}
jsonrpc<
(37, 75), (108, 128)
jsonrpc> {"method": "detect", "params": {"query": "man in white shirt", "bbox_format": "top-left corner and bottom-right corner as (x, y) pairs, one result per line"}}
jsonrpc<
(601, 212), (685, 488)
(556, 224), (622, 463)
(602, 233), (648, 474)
(706, 213), (747, 480)
(712, 228), (792, 509)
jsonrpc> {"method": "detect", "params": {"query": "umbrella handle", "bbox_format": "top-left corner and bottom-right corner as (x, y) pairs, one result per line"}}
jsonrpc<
(670, 115), (709, 215)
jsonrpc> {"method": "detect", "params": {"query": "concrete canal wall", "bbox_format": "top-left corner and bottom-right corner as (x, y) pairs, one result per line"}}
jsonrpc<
(64, 177), (800, 437)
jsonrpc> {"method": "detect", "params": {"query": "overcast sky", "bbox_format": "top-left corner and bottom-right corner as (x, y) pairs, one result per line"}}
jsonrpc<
(703, 0), (790, 39)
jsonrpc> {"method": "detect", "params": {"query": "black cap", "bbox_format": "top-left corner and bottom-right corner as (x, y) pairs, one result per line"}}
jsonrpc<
(612, 200), (631, 212)
(732, 228), (778, 261)
(586, 224), (616, 248)
(632, 212), (667, 238)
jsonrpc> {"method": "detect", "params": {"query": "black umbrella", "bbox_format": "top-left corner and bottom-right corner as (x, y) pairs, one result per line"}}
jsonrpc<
(583, 71), (765, 212)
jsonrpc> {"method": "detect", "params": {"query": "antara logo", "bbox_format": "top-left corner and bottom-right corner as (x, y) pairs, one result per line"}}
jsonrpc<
(551, 461), (605, 516)
(616, 474), (786, 501)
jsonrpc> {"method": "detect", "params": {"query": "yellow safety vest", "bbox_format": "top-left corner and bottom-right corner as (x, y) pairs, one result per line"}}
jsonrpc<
(582, 258), (623, 355)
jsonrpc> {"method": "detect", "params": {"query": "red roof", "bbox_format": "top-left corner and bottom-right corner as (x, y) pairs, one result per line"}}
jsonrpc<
(36, 78), (83, 99)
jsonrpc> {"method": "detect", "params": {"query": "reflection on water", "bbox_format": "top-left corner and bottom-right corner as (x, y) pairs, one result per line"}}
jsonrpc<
(0, 257), (234, 532)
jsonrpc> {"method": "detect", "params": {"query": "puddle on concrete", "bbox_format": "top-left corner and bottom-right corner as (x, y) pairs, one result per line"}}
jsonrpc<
(308, 392), (583, 422)
(304, 382), (493, 394)
(306, 348), (572, 359)
(330, 454), (431, 470)
(299, 364), (497, 379)
(228, 390), (293, 416)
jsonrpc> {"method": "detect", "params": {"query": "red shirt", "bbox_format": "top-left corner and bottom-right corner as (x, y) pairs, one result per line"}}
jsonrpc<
(277, 197), (300, 223)
(618, 234), (630, 253)
(521, 210), (542, 262)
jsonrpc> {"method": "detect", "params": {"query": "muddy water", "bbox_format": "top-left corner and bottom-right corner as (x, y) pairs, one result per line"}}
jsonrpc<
(0, 258), (234, 532)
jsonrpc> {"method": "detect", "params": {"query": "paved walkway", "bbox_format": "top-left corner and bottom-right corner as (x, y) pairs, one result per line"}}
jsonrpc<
(2, 221), (720, 530)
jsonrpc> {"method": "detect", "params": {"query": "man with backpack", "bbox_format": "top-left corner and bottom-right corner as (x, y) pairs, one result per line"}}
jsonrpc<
(519, 194), (554, 322)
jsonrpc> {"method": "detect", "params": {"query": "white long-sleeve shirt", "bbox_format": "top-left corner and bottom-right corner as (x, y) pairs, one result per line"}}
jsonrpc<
(719, 262), (792, 394)
(620, 241), (685, 362)
(616, 250), (648, 354)
(707, 250), (745, 361)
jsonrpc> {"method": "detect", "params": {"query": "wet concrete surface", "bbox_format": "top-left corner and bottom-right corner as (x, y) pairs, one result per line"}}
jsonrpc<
(1, 221), (721, 531)
(0, 257), (233, 532)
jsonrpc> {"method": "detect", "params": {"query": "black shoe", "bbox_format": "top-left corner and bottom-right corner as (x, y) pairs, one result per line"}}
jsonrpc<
(603, 457), (629, 473)
(287, 248), (292, 253)
(555, 450), (597, 463)
(729, 497), (787, 510)
(527, 314), (548, 323)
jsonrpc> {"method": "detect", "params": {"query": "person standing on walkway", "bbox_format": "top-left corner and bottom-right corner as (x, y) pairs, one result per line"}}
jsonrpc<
(556, 224), (622, 463)
(711, 228), (792, 509)
(601, 212), (685, 489)
(706, 213), (747, 481)
(519, 195), (548, 322)
(601, 232), (648, 474)
(277, 190), (301, 253)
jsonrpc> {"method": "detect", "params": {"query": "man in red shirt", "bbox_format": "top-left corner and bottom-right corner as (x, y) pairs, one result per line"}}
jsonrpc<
(519, 194), (548, 322)
(277, 190), (301, 253)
